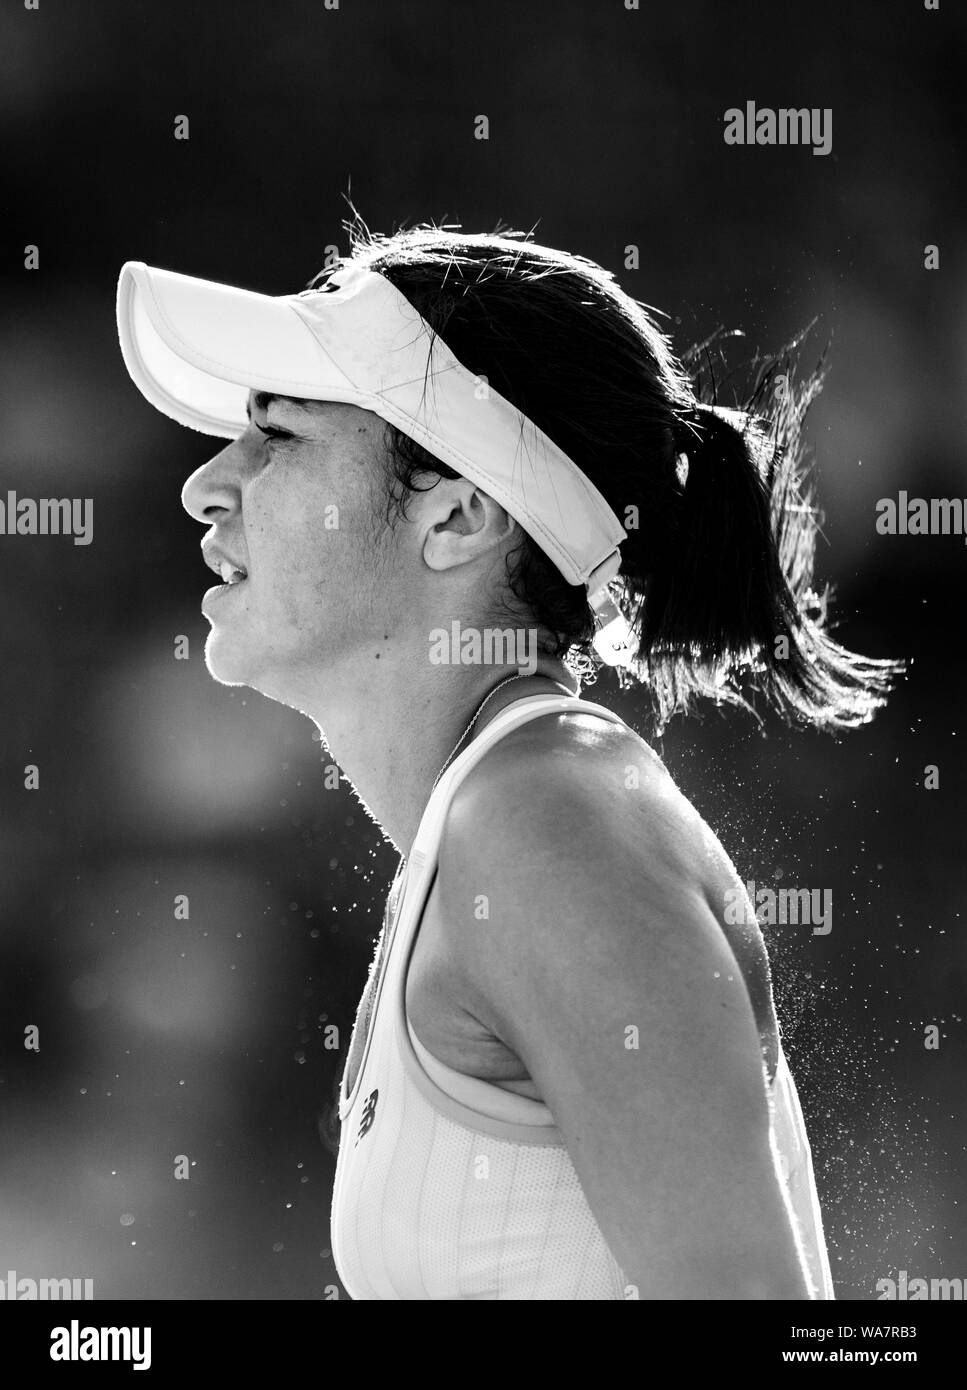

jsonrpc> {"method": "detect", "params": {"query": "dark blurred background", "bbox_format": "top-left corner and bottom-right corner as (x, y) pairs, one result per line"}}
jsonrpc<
(1, 0), (964, 1301)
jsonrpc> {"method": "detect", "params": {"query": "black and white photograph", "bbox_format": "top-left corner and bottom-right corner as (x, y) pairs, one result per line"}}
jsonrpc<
(1, 0), (963, 1352)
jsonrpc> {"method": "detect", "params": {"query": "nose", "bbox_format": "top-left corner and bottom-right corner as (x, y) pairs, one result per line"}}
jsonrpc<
(181, 438), (245, 524)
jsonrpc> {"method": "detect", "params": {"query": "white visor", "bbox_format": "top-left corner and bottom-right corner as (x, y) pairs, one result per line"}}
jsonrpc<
(117, 258), (634, 660)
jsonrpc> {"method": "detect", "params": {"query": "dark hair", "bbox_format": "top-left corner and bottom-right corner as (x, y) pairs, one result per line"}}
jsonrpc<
(305, 218), (901, 733)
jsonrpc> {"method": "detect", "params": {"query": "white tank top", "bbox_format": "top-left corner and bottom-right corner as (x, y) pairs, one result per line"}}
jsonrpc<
(330, 694), (835, 1300)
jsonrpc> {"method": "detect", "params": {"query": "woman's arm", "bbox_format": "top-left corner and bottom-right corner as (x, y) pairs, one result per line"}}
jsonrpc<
(439, 732), (815, 1300)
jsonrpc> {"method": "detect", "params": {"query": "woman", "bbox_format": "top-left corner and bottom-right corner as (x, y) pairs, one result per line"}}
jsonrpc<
(323, 223), (897, 1301)
(117, 220), (898, 1300)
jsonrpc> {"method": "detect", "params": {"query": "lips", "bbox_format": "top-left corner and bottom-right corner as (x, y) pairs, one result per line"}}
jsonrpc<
(217, 559), (247, 585)
(199, 542), (250, 613)
(202, 542), (249, 587)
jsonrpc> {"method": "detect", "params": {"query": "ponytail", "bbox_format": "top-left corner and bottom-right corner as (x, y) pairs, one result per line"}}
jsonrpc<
(620, 396), (902, 730)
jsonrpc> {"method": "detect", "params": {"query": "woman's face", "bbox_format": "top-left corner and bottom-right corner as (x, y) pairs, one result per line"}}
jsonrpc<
(180, 391), (396, 706)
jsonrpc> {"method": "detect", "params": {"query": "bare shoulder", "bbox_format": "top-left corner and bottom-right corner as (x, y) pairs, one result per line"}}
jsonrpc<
(433, 708), (731, 1026)
(442, 707), (715, 909)
(437, 704), (777, 1076)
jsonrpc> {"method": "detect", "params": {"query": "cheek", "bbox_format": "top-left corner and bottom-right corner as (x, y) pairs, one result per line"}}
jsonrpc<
(242, 439), (387, 619)
(247, 496), (355, 629)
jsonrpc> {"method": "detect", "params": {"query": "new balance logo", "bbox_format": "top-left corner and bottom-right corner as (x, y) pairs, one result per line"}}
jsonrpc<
(356, 1089), (379, 1145)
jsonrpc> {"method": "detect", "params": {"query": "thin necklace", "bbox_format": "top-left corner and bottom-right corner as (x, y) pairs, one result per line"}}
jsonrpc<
(431, 672), (576, 793)
(391, 671), (576, 885)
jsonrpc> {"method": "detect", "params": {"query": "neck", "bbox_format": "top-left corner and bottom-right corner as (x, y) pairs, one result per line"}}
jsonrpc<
(304, 654), (580, 857)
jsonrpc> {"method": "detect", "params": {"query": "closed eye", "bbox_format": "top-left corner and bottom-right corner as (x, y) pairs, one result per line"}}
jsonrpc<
(254, 421), (293, 441)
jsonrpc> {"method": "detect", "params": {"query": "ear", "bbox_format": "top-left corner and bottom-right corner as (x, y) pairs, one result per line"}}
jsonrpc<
(420, 479), (518, 575)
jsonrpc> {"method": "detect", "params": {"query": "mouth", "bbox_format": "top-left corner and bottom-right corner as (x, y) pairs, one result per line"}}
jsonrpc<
(202, 556), (249, 606)
(215, 559), (248, 587)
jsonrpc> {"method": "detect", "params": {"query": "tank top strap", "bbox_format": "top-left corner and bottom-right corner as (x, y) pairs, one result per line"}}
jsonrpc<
(410, 692), (627, 865)
(369, 692), (630, 1136)
(341, 693), (628, 1118)
(398, 691), (629, 939)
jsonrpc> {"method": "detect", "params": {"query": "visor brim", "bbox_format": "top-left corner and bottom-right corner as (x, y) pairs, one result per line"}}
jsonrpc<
(116, 261), (361, 438)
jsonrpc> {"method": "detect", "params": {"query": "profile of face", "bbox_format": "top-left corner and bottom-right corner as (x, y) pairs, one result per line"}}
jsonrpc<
(181, 392), (399, 707)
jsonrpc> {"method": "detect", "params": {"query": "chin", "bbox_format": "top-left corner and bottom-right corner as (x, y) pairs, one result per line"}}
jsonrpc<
(204, 631), (298, 707)
(203, 629), (259, 688)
